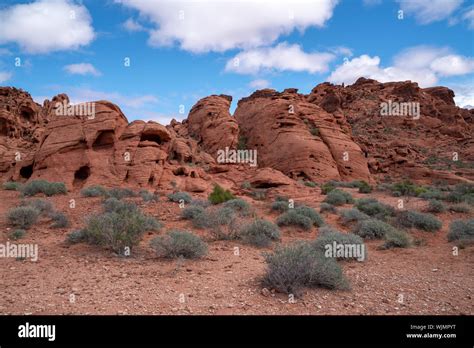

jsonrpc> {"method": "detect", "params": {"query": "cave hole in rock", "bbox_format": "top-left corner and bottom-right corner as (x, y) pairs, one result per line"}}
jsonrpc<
(279, 122), (294, 128)
(74, 166), (90, 187)
(148, 175), (155, 185)
(140, 133), (162, 145)
(296, 171), (312, 181)
(0, 119), (7, 136)
(92, 130), (115, 150)
(20, 107), (34, 122)
(173, 167), (186, 176)
(253, 182), (281, 189)
(20, 164), (33, 179)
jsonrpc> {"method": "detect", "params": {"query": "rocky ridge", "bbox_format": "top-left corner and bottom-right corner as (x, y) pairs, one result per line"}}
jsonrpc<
(0, 78), (472, 193)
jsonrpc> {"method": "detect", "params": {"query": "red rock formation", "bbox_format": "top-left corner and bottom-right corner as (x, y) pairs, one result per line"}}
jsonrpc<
(0, 87), (46, 180)
(308, 78), (474, 183)
(187, 94), (239, 157)
(0, 78), (472, 191)
(234, 88), (371, 183)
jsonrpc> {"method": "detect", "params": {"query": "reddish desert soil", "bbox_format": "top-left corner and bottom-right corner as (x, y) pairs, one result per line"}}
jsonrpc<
(0, 187), (472, 315)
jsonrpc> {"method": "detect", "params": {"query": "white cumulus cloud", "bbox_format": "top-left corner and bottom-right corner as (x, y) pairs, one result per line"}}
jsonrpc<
(452, 82), (474, 108)
(249, 79), (271, 89)
(123, 18), (145, 32)
(328, 46), (474, 87)
(67, 88), (159, 109)
(397, 0), (464, 24)
(225, 42), (335, 75)
(115, 0), (339, 53)
(0, 0), (95, 54)
(462, 6), (474, 29)
(0, 71), (12, 83)
(363, 0), (382, 6)
(64, 63), (101, 76)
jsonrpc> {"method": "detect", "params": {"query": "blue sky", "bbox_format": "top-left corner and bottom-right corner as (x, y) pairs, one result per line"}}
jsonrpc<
(0, 0), (473, 124)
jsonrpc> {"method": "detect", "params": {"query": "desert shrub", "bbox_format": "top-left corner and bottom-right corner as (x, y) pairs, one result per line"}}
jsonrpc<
(239, 219), (280, 247)
(391, 180), (417, 196)
(22, 180), (67, 197)
(381, 229), (411, 249)
(103, 198), (138, 214)
(223, 198), (251, 216)
(209, 206), (235, 225)
(250, 188), (267, 201)
(376, 183), (392, 192)
(167, 191), (192, 203)
(321, 183), (335, 195)
(81, 185), (107, 197)
(462, 195), (474, 205)
(143, 216), (163, 232)
(275, 195), (290, 202)
(323, 189), (354, 206)
(190, 199), (210, 208)
(66, 229), (86, 244)
(3, 181), (22, 191)
(397, 211), (442, 232)
(237, 135), (247, 150)
(309, 126), (319, 136)
(189, 209), (212, 229)
(21, 199), (54, 215)
(9, 229), (26, 240)
(449, 203), (471, 213)
(82, 207), (161, 254)
(327, 180), (362, 189)
(7, 206), (40, 229)
(413, 186), (428, 196)
(181, 205), (206, 220)
(445, 183), (474, 204)
(353, 219), (397, 239)
(426, 199), (446, 213)
(358, 181), (372, 193)
(318, 225), (341, 235)
(139, 189), (159, 202)
(208, 184), (235, 204)
(339, 208), (370, 225)
(106, 187), (136, 200)
(294, 205), (325, 227)
(49, 211), (70, 228)
(304, 181), (317, 188)
(208, 207), (240, 240)
(150, 230), (208, 259)
(418, 188), (444, 200)
(320, 202), (337, 214)
(313, 229), (366, 261)
(271, 201), (290, 212)
(355, 197), (394, 220)
(262, 241), (348, 295)
(240, 181), (252, 189)
(447, 219), (474, 242)
(276, 210), (313, 230)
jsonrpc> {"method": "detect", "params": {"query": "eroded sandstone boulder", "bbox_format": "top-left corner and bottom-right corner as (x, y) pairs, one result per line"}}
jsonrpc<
(234, 88), (371, 182)
(187, 95), (239, 157)
(307, 78), (474, 182)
